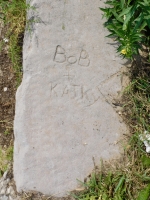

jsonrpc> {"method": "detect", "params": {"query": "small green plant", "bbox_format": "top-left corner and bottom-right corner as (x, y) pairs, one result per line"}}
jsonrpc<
(4, 129), (10, 135)
(137, 184), (150, 200)
(6, 146), (13, 161)
(73, 172), (128, 200)
(100, 0), (150, 59)
(0, 146), (13, 176)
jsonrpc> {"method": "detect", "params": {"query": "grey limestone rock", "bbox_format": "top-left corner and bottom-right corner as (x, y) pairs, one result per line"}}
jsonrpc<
(14, 0), (128, 197)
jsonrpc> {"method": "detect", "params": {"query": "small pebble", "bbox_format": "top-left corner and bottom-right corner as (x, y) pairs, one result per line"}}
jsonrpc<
(3, 171), (8, 179)
(8, 196), (16, 200)
(6, 179), (10, 184)
(3, 38), (9, 43)
(1, 187), (6, 195)
(0, 170), (17, 199)
(3, 87), (7, 92)
(1, 195), (8, 200)
(6, 187), (10, 195)
(9, 186), (15, 196)
(0, 181), (4, 187)
(0, 69), (3, 76)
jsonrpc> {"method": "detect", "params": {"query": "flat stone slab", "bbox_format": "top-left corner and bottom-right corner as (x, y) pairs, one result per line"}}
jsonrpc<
(14, 0), (127, 197)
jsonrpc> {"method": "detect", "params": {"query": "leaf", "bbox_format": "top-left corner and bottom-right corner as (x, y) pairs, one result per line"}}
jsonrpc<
(99, 7), (106, 12)
(142, 155), (150, 167)
(127, 0), (132, 5)
(115, 176), (125, 193)
(106, 33), (116, 38)
(133, 13), (144, 31)
(90, 196), (96, 200)
(139, 21), (147, 32)
(71, 193), (80, 200)
(146, 18), (150, 29)
(106, 22), (124, 38)
(99, 7), (112, 19)
(123, 5), (137, 30)
(101, 193), (109, 199)
(135, 173), (150, 182)
(121, 0), (125, 9)
(105, 0), (120, 7)
(119, 6), (132, 17)
(137, 184), (150, 200)
(112, 10), (123, 23)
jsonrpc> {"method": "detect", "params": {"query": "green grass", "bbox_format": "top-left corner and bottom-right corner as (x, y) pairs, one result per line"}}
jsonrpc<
(0, 0), (27, 175)
(0, 0), (28, 85)
(0, 146), (13, 176)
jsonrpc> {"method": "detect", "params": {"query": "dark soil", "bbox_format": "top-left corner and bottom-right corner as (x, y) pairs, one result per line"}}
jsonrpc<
(0, 49), (16, 149)
(0, 20), (17, 152)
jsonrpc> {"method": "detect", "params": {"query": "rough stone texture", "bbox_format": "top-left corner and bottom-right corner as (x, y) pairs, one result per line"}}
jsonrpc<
(0, 171), (17, 200)
(14, 0), (128, 197)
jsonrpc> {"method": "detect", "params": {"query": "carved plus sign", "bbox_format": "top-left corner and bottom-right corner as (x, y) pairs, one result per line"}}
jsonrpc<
(63, 71), (75, 81)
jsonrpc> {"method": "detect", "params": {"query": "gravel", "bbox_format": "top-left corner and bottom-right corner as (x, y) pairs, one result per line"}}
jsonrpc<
(0, 171), (18, 200)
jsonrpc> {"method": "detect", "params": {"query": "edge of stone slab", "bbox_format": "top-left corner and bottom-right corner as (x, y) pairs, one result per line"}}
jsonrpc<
(14, 136), (128, 198)
(13, 71), (129, 198)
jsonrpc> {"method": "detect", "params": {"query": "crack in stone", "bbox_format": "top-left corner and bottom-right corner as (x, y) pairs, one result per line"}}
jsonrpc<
(98, 68), (123, 87)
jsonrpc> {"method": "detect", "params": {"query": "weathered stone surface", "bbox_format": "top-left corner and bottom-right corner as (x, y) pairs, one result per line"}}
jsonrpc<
(14, 0), (128, 197)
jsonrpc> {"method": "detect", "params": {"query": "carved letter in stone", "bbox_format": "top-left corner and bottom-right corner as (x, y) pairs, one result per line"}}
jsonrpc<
(79, 50), (90, 67)
(68, 56), (77, 64)
(54, 45), (66, 63)
(50, 83), (58, 97)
